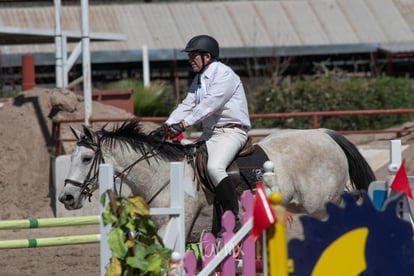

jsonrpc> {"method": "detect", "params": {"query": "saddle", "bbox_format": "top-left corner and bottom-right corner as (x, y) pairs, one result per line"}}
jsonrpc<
(191, 137), (269, 196)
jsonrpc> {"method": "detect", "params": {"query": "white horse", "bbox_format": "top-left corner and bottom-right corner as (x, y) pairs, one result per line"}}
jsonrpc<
(59, 120), (376, 242)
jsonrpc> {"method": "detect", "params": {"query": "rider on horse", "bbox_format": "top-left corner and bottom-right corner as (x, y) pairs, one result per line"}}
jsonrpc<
(152, 34), (251, 234)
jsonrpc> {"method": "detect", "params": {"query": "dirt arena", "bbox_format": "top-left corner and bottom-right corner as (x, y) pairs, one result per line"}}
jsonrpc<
(1, 87), (414, 275)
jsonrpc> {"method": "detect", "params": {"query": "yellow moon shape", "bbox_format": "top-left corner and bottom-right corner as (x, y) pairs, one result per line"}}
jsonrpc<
(311, 227), (368, 275)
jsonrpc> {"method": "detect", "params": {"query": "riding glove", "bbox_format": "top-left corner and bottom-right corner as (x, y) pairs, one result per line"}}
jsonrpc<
(150, 123), (169, 140)
(167, 121), (186, 139)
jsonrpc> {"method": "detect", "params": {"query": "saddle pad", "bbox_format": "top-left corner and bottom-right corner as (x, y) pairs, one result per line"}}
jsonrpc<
(234, 145), (269, 191)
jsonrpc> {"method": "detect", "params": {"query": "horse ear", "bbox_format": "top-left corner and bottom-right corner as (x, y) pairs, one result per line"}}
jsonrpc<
(82, 124), (94, 140)
(70, 126), (81, 140)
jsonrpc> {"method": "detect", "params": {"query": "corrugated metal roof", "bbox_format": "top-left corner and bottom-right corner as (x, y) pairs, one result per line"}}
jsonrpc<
(0, 0), (414, 61)
(0, 25), (126, 45)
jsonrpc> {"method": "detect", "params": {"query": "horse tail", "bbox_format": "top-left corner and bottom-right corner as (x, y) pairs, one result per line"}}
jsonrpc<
(324, 129), (376, 191)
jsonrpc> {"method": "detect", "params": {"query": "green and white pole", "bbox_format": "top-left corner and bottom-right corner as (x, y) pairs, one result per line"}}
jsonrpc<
(0, 234), (100, 249)
(0, 216), (99, 230)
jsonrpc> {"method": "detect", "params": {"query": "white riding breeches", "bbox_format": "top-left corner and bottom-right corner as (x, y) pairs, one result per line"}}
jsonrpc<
(199, 127), (248, 186)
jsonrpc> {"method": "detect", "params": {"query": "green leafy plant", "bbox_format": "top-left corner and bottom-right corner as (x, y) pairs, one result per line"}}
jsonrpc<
(102, 79), (175, 116)
(101, 190), (172, 276)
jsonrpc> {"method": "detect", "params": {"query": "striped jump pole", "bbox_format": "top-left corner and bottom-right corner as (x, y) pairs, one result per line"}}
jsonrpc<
(0, 215), (99, 230)
(0, 234), (100, 249)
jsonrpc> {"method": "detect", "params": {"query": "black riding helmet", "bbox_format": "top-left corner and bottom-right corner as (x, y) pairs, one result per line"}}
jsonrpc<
(183, 35), (219, 59)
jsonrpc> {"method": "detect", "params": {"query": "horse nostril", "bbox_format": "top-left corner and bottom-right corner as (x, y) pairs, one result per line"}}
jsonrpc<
(59, 194), (74, 203)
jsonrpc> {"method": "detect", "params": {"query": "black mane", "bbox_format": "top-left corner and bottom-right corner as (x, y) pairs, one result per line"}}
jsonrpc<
(97, 119), (195, 162)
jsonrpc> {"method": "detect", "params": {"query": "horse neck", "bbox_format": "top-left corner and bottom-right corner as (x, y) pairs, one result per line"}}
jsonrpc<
(102, 144), (172, 201)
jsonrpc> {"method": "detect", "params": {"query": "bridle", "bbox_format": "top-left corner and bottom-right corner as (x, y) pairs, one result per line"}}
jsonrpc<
(64, 132), (171, 204)
(64, 137), (105, 201)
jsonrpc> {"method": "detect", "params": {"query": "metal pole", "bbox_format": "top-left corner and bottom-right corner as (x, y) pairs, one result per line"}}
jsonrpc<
(22, 55), (36, 91)
(81, 0), (92, 125)
(62, 34), (68, 87)
(143, 44), (150, 87)
(54, 0), (63, 88)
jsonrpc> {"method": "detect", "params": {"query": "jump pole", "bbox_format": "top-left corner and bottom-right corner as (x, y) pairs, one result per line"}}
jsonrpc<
(0, 216), (99, 230)
(0, 234), (99, 249)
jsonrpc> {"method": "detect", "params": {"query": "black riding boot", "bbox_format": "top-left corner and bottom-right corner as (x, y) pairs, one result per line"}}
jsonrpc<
(212, 176), (241, 236)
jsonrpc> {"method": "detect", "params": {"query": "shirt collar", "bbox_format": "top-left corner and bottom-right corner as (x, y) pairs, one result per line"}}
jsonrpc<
(201, 61), (218, 80)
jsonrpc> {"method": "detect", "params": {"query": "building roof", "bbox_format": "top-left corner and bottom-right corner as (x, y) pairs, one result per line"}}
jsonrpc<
(0, 25), (126, 45)
(1, 0), (414, 66)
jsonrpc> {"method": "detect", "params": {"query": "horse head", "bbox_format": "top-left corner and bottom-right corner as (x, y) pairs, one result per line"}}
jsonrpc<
(58, 119), (193, 211)
(58, 125), (103, 210)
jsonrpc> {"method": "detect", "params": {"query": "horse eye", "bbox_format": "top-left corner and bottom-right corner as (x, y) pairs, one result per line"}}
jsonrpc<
(82, 156), (93, 163)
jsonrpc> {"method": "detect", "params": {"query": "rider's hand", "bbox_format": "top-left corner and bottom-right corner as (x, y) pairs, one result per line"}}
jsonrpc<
(167, 121), (186, 139)
(150, 123), (169, 140)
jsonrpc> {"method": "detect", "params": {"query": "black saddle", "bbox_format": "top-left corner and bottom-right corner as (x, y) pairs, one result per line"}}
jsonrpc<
(191, 137), (269, 195)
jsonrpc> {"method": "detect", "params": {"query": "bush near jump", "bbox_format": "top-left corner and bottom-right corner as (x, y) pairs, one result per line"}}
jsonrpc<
(101, 190), (172, 275)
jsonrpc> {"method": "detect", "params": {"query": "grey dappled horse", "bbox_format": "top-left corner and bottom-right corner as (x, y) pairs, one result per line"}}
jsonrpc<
(59, 120), (376, 242)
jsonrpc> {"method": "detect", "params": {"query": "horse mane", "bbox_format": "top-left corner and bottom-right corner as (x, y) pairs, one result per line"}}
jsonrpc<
(97, 119), (195, 162)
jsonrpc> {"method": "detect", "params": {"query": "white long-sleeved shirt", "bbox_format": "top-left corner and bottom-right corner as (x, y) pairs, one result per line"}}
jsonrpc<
(166, 61), (251, 130)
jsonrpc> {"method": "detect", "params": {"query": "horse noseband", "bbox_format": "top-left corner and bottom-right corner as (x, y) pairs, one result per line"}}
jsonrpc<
(64, 179), (94, 202)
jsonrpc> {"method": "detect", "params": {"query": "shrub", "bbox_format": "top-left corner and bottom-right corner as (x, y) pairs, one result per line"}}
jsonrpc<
(248, 76), (414, 130)
(101, 191), (172, 276)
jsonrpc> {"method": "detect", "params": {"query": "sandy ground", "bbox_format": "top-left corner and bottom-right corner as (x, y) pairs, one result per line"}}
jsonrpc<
(1, 87), (414, 275)
(0, 88), (136, 276)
